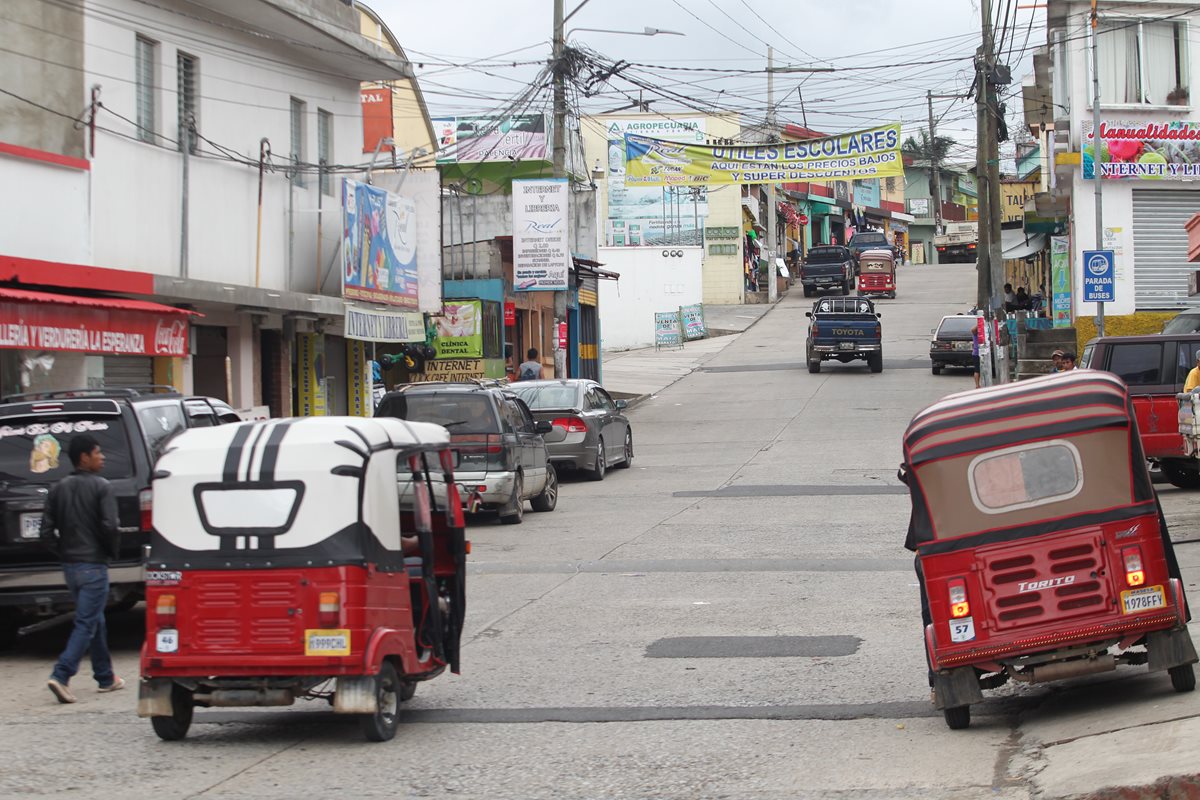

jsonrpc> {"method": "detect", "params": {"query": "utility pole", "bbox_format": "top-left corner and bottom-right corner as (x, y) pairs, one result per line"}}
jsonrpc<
(1091, 0), (1106, 337)
(975, 41), (991, 312)
(927, 90), (944, 246)
(552, 0), (568, 376)
(766, 45), (778, 303)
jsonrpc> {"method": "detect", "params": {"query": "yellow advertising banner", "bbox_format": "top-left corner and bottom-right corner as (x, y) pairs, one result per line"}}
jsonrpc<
(623, 124), (904, 186)
(346, 339), (372, 417)
(412, 358), (486, 383)
(296, 333), (326, 417)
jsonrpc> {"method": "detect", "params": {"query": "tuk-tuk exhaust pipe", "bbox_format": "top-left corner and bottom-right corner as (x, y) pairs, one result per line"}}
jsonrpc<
(1010, 655), (1116, 684)
(192, 689), (295, 707)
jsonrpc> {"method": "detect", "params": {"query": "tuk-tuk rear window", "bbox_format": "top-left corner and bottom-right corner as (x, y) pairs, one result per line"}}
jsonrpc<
(0, 415), (134, 481)
(403, 393), (500, 434)
(198, 486), (301, 531)
(968, 441), (1082, 514)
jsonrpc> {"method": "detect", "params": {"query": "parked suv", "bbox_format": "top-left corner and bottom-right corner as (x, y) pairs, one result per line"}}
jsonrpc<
(0, 386), (241, 648)
(1082, 333), (1200, 488)
(377, 383), (557, 524)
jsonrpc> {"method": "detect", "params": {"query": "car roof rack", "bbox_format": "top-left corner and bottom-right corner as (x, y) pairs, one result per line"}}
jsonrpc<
(396, 379), (507, 392)
(2, 385), (183, 403)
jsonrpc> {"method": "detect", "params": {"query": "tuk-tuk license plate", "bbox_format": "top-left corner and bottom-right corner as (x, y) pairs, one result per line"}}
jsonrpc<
(1121, 585), (1166, 615)
(949, 616), (975, 643)
(156, 629), (179, 653)
(305, 629), (351, 656)
(20, 513), (41, 539)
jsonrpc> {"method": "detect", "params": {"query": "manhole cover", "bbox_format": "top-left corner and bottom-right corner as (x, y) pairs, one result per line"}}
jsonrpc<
(645, 635), (861, 659)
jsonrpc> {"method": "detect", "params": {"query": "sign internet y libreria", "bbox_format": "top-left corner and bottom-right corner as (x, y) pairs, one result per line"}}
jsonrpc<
(623, 124), (904, 185)
(512, 178), (570, 292)
(1082, 120), (1200, 179)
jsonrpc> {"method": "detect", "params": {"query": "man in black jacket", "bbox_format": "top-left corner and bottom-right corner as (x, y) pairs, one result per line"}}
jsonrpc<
(42, 435), (124, 703)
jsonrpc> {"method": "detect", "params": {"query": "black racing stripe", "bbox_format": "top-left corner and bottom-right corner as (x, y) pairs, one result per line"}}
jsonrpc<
(222, 424), (254, 483)
(257, 420), (295, 481)
(917, 502), (1155, 556)
(908, 413), (1130, 465)
(906, 390), (1127, 450)
(242, 424), (269, 482)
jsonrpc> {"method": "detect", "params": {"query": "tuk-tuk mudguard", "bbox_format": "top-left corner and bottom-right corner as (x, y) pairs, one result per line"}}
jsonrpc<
(933, 667), (983, 710)
(1146, 622), (1199, 672)
(137, 678), (174, 718)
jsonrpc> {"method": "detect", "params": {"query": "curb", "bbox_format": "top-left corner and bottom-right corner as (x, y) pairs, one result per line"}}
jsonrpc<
(1077, 774), (1200, 800)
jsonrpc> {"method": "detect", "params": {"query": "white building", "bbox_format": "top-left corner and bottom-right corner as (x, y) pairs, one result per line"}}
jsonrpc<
(1044, 0), (1200, 317)
(0, 0), (413, 413)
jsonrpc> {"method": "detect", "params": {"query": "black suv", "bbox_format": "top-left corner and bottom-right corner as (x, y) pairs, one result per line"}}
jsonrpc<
(376, 382), (557, 525)
(0, 386), (239, 647)
(929, 315), (979, 374)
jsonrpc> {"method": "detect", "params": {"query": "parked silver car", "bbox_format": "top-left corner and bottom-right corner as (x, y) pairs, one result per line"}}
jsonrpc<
(509, 380), (633, 481)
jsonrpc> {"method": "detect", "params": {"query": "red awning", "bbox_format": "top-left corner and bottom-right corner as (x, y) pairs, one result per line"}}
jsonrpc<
(0, 287), (197, 315)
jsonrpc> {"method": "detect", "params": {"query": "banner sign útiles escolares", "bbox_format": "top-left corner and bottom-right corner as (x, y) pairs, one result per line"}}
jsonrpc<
(1082, 120), (1200, 179)
(623, 124), (904, 186)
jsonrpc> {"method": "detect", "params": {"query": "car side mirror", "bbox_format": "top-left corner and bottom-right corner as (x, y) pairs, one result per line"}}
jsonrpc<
(615, 399), (628, 410)
(534, 420), (553, 434)
(876, 313), (882, 318)
(805, 311), (812, 318)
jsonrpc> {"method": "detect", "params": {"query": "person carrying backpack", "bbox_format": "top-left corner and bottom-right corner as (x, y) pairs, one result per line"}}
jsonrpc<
(517, 348), (543, 381)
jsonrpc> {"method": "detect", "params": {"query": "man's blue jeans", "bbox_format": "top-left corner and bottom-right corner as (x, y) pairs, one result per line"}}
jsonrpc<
(50, 563), (114, 687)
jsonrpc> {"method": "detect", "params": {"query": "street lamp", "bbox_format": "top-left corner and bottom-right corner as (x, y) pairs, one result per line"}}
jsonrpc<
(566, 26), (685, 39)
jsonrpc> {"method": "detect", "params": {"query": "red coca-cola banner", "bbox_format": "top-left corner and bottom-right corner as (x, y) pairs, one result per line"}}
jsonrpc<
(0, 301), (190, 357)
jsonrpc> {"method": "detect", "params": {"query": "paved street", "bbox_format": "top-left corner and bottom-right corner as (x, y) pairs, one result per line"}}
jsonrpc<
(3, 262), (1198, 799)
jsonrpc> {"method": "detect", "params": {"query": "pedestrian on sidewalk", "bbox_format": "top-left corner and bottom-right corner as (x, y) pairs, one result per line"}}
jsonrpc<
(42, 434), (125, 704)
(517, 348), (543, 381)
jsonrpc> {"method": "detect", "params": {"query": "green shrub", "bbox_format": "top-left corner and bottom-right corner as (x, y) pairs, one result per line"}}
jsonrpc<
(1075, 312), (1176, 352)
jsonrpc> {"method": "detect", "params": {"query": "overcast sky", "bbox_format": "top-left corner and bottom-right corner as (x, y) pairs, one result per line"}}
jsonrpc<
(366, 0), (1042, 163)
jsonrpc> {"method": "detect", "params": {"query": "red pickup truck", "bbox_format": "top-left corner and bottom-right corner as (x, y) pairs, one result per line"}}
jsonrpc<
(1082, 333), (1200, 488)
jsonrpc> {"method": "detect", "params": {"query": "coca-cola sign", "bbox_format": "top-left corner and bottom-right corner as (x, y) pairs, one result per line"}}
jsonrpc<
(0, 301), (190, 358)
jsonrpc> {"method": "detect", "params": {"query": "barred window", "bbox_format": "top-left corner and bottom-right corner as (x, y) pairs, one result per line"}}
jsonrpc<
(135, 36), (157, 143)
(317, 109), (333, 195)
(176, 52), (198, 153)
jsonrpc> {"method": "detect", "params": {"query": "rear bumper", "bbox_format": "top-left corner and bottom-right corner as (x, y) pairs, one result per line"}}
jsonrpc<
(931, 352), (975, 366)
(546, 441), (597, 471)
(455, 470), (516, 506)
(813, 344), (881, 354)
(0, 562), (145, 607)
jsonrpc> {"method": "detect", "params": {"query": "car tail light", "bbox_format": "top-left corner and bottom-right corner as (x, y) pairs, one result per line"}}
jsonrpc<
(139, 488), (153, 531)
(947, 578), (970, 618)
(874, 322), (881, 337)
(318, 592), (340, 627)
(156, 593), (177, 628)
(486, 434), (503, 455)
(1123, 546), (1145, 587)
(552, 416), (588, 433)
(811, 321), (820, 336)
(968, 243), (977, 250)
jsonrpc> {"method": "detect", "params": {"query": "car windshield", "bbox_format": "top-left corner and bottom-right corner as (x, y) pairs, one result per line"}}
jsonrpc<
(938, 317), (978, 336)
(403, 393), (500, 433)
(510, 384), (581, 410)
(0, 415), (135, 482)
(854, 235), (887, 245)
(1162, 314), (1200, 334)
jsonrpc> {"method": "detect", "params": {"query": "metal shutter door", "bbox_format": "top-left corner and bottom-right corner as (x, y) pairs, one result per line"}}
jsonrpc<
(1132, 188), (1200, 309)
(102, 356), (153, 387)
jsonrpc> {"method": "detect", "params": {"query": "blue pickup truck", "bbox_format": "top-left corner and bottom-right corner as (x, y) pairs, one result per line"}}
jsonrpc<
(805, 296), (884, 374)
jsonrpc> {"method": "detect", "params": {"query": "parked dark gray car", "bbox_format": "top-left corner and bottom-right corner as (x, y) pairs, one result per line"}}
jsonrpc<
(509, 380), (632, 481)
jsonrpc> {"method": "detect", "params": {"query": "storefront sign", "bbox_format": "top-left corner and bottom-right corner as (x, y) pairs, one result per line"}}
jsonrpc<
(854, 178), (881, 208)
(344, 305), (425, 343)
(1050, 235), (1072, 327)
(606, 118), (707, 245)
(433, 114), (548, 164)
(908, 198), (930, 217)
(361, 87), (394, 155)
(0, 302), (190, 357)
(654, 311), (682, 349)
(347, 339), (372, 417)
(432, 300), (483, 358)
(512, 178), (570, 291)
(680, 304), (706, 340)
(411, 358), (485, 382)
(342, 179), (419, 309)
(296, 333), (326, 417)
(704, 226), (741, 240)
(1082, 120), (1200, 179)
(625, 124), (903, 186)
(504, 301), (516, 326)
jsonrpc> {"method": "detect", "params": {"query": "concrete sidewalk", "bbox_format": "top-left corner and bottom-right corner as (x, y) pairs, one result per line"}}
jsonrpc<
(600, 302), (775, 400)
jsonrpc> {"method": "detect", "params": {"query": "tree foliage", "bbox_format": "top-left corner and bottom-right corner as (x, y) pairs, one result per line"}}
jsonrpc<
(902, 130), (955, 164)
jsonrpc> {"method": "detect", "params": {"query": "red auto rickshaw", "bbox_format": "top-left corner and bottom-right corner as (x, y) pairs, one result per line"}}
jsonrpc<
(856, 248), (896, 299)
(903, 371), (1196, 729)
(137, 417), (468, 741)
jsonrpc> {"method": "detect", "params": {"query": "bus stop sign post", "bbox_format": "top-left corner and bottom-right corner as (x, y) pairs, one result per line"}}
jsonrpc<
(1082, 249), (1114, 336)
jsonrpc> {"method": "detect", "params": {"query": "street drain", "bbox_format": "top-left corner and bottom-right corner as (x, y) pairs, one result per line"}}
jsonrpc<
(645, 635), (861, 659)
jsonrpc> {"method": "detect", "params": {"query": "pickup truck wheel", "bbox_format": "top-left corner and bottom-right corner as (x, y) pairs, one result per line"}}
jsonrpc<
(808, 358), (821, 374)
(842, 280), (851, 294)
(1161, 461), (1200, 489)
(803, 286), (815, 298)
(869, 353), (884, 373)
(931, 363), (943, 375)
(943, 705), (971, 730)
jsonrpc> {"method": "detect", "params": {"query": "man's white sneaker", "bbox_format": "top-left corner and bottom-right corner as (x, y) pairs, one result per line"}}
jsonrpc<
(97, 676), (126, 693)
(48, 678), (77, 704)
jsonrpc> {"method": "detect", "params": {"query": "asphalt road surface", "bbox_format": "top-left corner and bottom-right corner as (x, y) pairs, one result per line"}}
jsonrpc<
(2, 262), (1197, 799)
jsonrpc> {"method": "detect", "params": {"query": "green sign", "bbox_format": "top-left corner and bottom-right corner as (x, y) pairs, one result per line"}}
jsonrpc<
(433, 301), (483, 358)
(705, 226), (741, 241)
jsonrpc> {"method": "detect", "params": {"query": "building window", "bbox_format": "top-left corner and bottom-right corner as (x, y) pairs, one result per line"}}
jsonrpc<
(1051, 29), (1070, 116)
(290, 97), (306, 186)
(317, 108), (333, 195)
(1097, 19), (1189, 106)
(135, 36), (157, 143)
(176, 52), (198, 153)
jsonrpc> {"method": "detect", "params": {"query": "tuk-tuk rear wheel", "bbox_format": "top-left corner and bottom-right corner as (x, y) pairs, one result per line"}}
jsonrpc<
(360, 661), (401, 742)
(1169, 663), (1196, 692)
(150, 684), (194, 742)
(943, 705), (970, 730)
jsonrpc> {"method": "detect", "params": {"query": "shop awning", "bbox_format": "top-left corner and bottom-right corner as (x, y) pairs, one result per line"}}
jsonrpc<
(0, 287), (198, 315)
(1001, 230), (1047, 260)
(741, 197), (761, 225)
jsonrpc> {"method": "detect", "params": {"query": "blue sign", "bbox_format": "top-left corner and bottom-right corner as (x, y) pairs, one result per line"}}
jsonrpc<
(1082, 249), (1115, 303)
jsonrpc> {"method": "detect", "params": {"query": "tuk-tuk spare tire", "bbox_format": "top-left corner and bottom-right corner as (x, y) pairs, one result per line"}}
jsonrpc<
(1161, 460), (1200, 490)
(360, 661), (401, 742)
(150, 684), (195, 742)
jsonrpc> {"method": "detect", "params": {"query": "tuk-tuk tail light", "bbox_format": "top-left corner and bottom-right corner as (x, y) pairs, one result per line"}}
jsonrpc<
(318, 592), (340, 627)
(156, 593), (177, 628)
(948, 579), (970, 618)
(1123, 547), (1145, 587)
